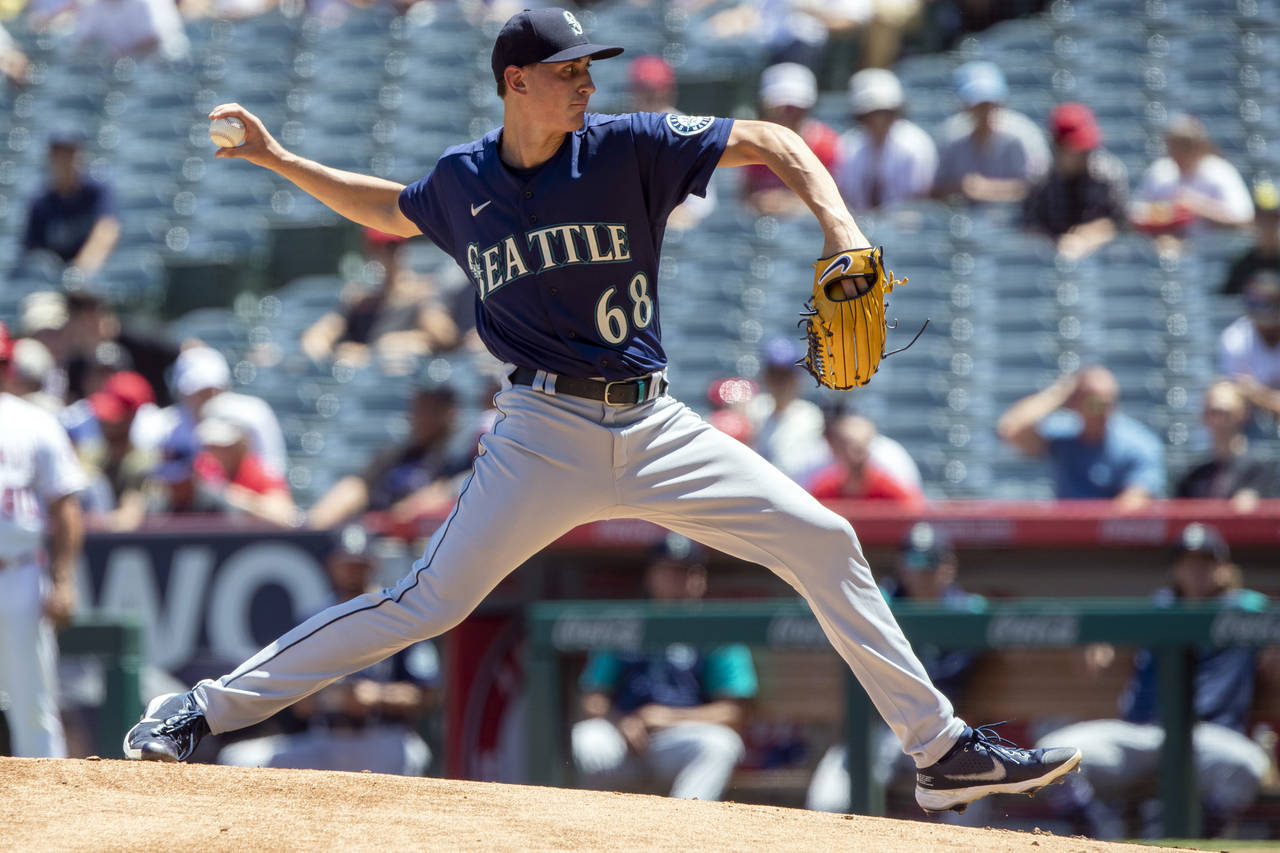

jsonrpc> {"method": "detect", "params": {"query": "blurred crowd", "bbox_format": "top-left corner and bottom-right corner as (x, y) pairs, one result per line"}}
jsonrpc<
(0, 0), (1046, 73)
(701, 333), (1280, 510)
(7, 67), (1278, 524)
(2, 0), (1275, 520)
(0, 280), (487, 531)
(3, 125), (488, 530)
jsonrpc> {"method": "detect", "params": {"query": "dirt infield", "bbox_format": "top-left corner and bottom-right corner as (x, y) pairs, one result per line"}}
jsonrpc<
(1, 757), (1190, 852)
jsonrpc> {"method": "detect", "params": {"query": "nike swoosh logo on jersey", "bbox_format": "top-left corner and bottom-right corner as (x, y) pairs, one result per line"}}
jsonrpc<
(470, 200), (492, 216)
(819, 253), (854, 282)
(947, 762), (1007, 782)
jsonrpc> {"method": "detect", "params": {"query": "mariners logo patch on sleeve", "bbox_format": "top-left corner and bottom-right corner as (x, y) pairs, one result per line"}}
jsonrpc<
(665, 114), (714, 136)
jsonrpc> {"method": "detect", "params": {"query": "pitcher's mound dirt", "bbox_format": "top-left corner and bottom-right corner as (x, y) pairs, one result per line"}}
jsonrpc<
(1, 757), (1189, 852)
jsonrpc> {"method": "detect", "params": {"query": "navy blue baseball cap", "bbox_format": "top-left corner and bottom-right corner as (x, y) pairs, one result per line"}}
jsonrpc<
(900, 522), (954, 571)
(152, 431), (198, 484)
(491, 7), (623, 85)
(762, 337), (801, 370)
(1173, 522), (1229, 563)
(648, 532), (708, 568)
(48, 130), (86, 150)
(331, 524), (374, 560)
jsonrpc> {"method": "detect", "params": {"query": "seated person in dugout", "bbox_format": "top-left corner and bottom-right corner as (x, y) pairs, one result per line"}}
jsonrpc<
(217, 525), (438, 775)
(806, 522), (986, 813)
(572, 534), (757, 801)
(1037, 523), (1275, 839)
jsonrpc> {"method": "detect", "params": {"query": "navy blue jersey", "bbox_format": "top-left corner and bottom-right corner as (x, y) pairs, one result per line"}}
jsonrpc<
(399, 112), (733, 380)
(1120, 587), (1267, 733)
(580, 643), (758, 714)
(24, 178), (117, 262)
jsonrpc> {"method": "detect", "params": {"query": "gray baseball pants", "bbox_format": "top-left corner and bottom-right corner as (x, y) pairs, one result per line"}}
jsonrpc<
(217, 725), (431, 776)
(192, 384), (966, 768)
(572, 717), (744, 800)
(1038, 719), (1269, 816)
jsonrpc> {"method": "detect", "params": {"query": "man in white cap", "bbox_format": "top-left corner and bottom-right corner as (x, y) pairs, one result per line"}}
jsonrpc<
(18, 291), (70, 403)
(835, 68), (937, 212)
(742, 62), (839, 215)
(147, 346), (287, 479)
(933, 61), (1050, 204)
(8, 338), (63, 416)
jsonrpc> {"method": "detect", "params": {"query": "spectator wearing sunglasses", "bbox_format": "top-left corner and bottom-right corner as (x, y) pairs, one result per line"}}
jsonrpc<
(1220, 270), (1280, 422)
(996, 366), (1165, 508)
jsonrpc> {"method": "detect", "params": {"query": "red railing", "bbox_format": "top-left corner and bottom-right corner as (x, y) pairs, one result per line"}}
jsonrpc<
(360, 498), (1280, 549)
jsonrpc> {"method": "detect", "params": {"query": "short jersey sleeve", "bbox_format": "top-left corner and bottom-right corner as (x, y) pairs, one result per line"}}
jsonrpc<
(1118, 421), (1166, 497)
(94, 180), (118, 219)
(399, 168), (455, 255)
(701, 643), (758, 699)
(579, 651), (623, 694)
(392, 640), (442, 689)
(630, 112), (733, 223)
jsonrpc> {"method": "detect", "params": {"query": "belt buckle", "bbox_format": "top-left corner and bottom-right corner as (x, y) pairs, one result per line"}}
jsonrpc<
(603, 379), (634, 407)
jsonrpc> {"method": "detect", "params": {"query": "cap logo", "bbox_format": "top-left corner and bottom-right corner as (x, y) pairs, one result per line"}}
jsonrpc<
(563, 10), (583, 35)
(666, 114), (713, 136)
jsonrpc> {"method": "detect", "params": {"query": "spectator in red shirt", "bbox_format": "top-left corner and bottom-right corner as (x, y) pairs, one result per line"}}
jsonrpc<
(742, 62), (839, 216)
(807, 414), (926, 510)
(81, 370), (157, 531)
(191, 415), (297, 526)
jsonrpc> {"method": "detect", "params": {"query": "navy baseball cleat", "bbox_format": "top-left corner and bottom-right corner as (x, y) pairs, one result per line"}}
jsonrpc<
(915, 723), (1082, 813)
(123, 692), (210, 762)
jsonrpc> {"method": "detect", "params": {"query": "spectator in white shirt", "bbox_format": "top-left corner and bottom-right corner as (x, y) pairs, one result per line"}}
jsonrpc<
(73, 0), (190, 62)
(933, 61), (1050, 204)
(742, 63), (840, 216)
(835, 68), (937, 212)
(1220, 270), (1280, 421)
(747, 338), (921, 487)
(146, 346), (288, 479)
(1131, 113), (1254, 238)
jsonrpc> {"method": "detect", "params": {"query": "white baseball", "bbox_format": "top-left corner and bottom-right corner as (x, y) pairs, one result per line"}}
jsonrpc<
(209, 116), (246, 148)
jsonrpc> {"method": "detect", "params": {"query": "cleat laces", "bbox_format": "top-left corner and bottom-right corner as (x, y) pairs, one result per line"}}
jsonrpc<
(151, 709), (206, 759)
(155, 710), (202, 736)
(970, 721), (1033, 762)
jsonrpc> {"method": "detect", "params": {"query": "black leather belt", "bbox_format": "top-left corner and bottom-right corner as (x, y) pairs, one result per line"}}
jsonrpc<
(509, 367), (667, 406)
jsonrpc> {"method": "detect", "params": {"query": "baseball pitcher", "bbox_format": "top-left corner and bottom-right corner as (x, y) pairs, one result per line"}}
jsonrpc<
(126, 8), (1080, 813)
